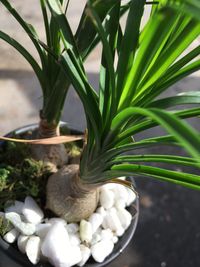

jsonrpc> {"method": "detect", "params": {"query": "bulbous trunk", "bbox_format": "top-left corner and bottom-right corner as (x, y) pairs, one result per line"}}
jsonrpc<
(46, 164), (99, 222)
(31, 119), (68, 170)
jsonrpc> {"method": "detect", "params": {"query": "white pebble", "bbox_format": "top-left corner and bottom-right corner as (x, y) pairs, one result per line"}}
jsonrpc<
(69, 233), (81, 246)
(66, 223), (79, 234)
(48, 218), (67, 226)
(36, 223), (51, 239)
(3, 228), (19, 243)
(41, 222), (70, 258)
(67, 246), (82, 267)
(89, 213), (103, 234)
(112, 236), (118, 244)
(78, 245), (91, 267)
(5, 212), (36, 236)
(22, 197), (44, 224)
(100, 189), (115, 209)
(112, 185), (128, 204)
(104, 208), (124, 237)
(100, 183), (116, 191)
(100, 229), (113, 241)
(41, 222), (81, 267)
(17, 235), (29, 254)
(96, 207), (106, 217)
(126, 188), (136, 206)
(114, 199), (126, 209)
(5, 201), (24, 214)
(91, 240), (114, 263)
(80, 220), (92, 243)
(26, 236), (41, 265)
(117, 208), (132, 230)
(91, 232), (102, 245)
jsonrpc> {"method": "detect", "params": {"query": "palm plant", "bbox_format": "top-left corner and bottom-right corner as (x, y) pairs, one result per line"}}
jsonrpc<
(41, 0), (200, 223)
(0, 0), (120, 166)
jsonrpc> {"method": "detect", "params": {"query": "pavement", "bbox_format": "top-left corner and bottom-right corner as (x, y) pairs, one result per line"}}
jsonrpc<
(0, 1), (200, 267)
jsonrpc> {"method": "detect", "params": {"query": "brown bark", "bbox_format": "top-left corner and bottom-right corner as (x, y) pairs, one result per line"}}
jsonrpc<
(31, 119), (69, 170)
(46, 164), (99, 222)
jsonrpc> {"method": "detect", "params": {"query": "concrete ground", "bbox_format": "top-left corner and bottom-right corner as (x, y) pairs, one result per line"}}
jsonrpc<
(0, 2), (200, 267)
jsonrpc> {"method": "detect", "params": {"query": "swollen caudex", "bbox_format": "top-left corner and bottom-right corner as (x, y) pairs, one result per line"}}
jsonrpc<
(0, 180), (136, 267)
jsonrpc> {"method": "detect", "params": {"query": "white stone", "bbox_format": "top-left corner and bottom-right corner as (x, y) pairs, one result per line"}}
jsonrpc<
(5, 201), (24, 214)
(5, 212), (36, 236)
(66, 223), (79, 234)
(103, 208), (124, 237)
(100, 183), (116, 191)
(69, 233), (81, 246)
(89, 213), (103, 234)
(67, 246), (82, 267)
(91, 232), (102, 245)
(25, 236), (41, 265)
(112, 185), (128, 204)
(117, 208), (132, 230)
(22, 197), (44, 224)
(96, 207), (106, 217)
(100, 229), (114, 241)
(126, 188), (137, 206)
(48, 218), (67, 226)
(41, 222), (70, 258)
(17, 235), (29, 254)
(36, 223), (51, 239)
(114, 199), (126, 209)
(91, 240), (114, 263)
(112, 236), (118, 244)
(100, 189), (115, 209)
(78, 245), (91, 267)
(41, 222), (81, 267)
(3, 228), (19, 243)
(79, 220), (93, 243)
(102, 216), (108, 229)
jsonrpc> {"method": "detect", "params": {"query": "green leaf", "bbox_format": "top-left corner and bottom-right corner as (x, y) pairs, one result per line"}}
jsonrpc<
(149, 92), (200, 108)
(87, 1), (116, 126)
(75, 0), (117, 59)
(109, 107), (200, 159)
(133, 19), (200, 105)
(116, 107), (200, 145)
(116, 0), (145, 104)
(114, 154), (199, 168)
(111, 164), (200, 190)
(119, 5), (178, 108)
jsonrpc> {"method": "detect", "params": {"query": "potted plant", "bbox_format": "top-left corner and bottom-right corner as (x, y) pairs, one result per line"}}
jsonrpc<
(0, 0), (200, 267)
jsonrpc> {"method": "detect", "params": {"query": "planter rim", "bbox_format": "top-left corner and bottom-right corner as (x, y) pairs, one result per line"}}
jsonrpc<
(0, 123), (139, 267)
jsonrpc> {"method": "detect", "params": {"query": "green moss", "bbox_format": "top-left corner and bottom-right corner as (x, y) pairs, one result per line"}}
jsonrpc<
(0, 215), (12, 236)
(0, 142), (51, 210)
(0, 141), (30, 166)
(65, 142), (82, 158)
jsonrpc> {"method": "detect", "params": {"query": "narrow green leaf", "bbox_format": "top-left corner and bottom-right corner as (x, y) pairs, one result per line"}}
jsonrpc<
(111, 164), (200, 190)
(114, 155), (199, 168)
(149, 92), (200, 108)
(109, 107), (200, 159)
(116, 0), (145, 103)
(75, 0), (116, 59)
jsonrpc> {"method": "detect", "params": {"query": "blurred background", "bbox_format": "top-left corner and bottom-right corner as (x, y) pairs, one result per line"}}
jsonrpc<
(0, 1), (200, 267)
